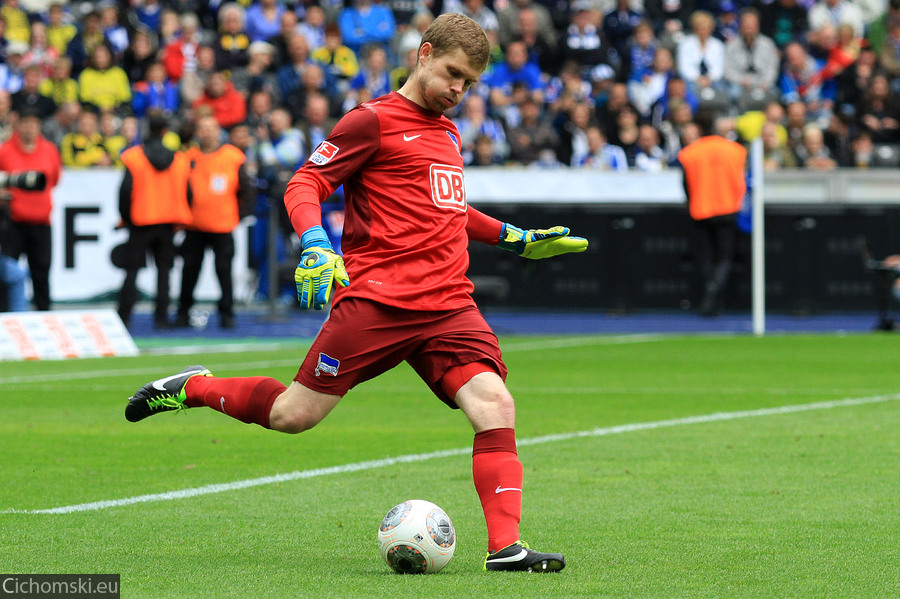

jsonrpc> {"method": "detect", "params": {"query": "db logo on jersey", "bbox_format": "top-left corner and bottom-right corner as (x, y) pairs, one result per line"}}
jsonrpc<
(310, 141), (340, 165)
(429, 164), (466, 212)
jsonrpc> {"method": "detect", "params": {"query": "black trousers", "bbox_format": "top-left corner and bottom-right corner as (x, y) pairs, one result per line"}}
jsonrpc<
(694, 213), (738, 296)
(3, 221), (51, 310)
(118, 223), (176, 325)
(178, 230), (235, 317)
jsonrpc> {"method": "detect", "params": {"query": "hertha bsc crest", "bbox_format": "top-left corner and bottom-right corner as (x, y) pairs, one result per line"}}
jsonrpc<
(446, 131), (460, 154)
(316, 353), (340, 376)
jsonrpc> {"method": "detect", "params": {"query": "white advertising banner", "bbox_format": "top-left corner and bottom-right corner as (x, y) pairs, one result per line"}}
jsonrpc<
(0, 309), (138, 361)
(47, 169), (251, 303)
(465, 168), (686, 203)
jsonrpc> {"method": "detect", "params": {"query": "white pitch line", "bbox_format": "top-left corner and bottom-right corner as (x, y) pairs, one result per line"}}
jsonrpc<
(5, 392), (898, 515)
(0, 358), (310, 385)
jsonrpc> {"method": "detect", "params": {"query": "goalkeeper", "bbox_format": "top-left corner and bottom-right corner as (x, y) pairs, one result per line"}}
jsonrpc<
(126, 14), (585, 573)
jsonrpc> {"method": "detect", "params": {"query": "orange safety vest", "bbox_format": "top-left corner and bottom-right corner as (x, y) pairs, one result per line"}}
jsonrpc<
(678, 136), (747, 221)
(185, 144), (246, 233)
(121, 146), (192, 226)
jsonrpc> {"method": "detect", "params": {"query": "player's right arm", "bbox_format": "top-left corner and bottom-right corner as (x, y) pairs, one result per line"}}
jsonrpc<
(284, 168), (347, 310)
(284, 169), (334, 237)
(283, 104), (380, 238)
(282, 104), (380, 309)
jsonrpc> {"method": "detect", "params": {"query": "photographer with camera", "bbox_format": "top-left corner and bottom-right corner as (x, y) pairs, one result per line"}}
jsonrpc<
(0, 107), (62, 311)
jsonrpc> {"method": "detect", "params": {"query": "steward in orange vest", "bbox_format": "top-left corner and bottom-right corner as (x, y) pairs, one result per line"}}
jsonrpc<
(176, 115), (254, 329)
(677, 111), (748, 316)
(117, 114), (192, 329)
(678, 134), (747, 222)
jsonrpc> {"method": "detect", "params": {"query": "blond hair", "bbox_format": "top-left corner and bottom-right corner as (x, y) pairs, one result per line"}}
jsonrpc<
(419, 13), (490, 71)
(690, 10), (715, 32)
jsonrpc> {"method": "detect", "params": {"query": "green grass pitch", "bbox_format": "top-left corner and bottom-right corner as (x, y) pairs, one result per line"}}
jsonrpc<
(2, 333), (899, 598)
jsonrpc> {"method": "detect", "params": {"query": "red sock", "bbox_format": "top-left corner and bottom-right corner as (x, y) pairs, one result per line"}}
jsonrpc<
(183, 375), (286, 428)
(473, 427), (523, 553)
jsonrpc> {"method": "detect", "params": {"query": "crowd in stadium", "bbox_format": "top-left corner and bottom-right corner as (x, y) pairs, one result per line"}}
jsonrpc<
(1, 0), (899, 175)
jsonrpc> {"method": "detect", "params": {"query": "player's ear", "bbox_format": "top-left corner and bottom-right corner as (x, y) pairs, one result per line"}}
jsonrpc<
(418, 42), (434, 65)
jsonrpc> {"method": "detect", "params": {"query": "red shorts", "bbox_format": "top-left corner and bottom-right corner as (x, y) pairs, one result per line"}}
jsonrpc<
(295, 298), (507, 407)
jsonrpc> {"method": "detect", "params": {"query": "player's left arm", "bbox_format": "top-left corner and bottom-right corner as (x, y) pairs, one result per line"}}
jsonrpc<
(466, 206), (588, 259)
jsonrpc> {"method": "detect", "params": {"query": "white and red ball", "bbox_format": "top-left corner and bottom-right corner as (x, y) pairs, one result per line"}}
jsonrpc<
(377, 499), (456, 574)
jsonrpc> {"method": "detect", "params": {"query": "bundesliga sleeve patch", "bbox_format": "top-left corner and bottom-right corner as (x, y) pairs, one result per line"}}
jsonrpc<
(310, 141), (340, 165)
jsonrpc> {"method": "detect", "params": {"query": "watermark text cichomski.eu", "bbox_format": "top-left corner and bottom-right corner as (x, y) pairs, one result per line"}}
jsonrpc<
(1, 574), (119, 598)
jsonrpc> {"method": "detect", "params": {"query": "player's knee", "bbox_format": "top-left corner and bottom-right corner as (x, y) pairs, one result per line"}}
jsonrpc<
(269, 408), (319, 434)
(477, 376), (515, 407)
(474, 386), (516, 425)
(492, 390), (516, 420)
(268, 383), (341, 433)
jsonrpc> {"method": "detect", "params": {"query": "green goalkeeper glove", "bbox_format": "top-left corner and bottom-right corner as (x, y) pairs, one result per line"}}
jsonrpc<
(294, 226), (349, 310)
(497, 223), (588, 259)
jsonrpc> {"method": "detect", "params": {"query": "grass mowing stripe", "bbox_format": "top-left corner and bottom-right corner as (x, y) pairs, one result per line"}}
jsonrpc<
(6, 392), (897, 516)
(0, 334), (668, 386)
(140, 341), (305, 355)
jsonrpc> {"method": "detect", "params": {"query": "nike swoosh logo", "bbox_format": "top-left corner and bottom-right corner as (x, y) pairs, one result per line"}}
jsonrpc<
(219, 397), (226, 414)
(489, 549), (529, 563)
(151, 371), (197, 391)
(403, 133), (422, 141)
(495, 485), (522, 494)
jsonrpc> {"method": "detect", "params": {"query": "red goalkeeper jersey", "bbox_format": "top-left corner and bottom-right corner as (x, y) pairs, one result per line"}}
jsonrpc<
(285, 91), (500, 311)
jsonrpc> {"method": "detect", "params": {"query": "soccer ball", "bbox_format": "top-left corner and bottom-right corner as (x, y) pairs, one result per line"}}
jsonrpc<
(377, 499), (456, 574)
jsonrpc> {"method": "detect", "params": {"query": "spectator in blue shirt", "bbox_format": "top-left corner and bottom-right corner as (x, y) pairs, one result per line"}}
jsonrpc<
(624, 20), (656, 85)
(715, 1), (741, 42)
(779, 40), (836, 123)
(338, 0), (396, 56)
(276, 33), (314, 119)
(246, 0), (286, 43)
(453, 93), (509, 164)
(132, 61), (180, 118)
(0, 254), (27, 312)
(486, 39), (545, 110)
(344, 45), (392, 112)
(100, 4), (129, 59)
(649, 75), (699, 129)
(633, 123), (666, 171)
(130, 0), (163, 34)
(579, 125), (628, 170)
